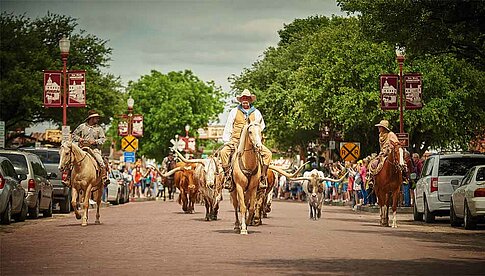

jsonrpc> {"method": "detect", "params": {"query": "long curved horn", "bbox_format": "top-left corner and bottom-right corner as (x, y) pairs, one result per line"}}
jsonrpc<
(269, 161), (310, 178)
(319, 171), (349, 183)
(147, 164), (183, 177)
(289, 177), (312, 182)
(173, 149), (206, 166)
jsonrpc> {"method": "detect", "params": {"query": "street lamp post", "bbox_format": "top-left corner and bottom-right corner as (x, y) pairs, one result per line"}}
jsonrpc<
(127, 96), (134, 135)
(396, 46), (406, 134)
(59, 35), (70, 126)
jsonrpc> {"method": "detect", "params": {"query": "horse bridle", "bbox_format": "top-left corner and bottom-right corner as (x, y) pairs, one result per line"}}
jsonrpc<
(62, 143), (88, 169)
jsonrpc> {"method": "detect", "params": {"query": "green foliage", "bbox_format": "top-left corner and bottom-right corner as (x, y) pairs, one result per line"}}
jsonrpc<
(0, 12), (124, 140)
(232, 15), (485, 157)
(337, 0), (485, 70)
(124, 70), (226, 163)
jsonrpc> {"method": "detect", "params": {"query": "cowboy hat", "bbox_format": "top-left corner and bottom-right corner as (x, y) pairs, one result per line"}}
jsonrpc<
(236, 89), (256, 103)
(85, 110), (100, 121)
(375, 120), (391, 131)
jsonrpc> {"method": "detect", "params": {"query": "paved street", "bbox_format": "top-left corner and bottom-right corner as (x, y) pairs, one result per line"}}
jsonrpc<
(1, 193), (485, 275)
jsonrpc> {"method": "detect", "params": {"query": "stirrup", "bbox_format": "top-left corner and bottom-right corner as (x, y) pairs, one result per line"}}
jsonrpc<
(259, 177), (268, 189)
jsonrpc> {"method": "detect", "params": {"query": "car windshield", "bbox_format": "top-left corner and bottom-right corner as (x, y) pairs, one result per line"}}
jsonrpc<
(477, 167), (485, 182)
(24, 149), (60, 164)
(438, 157), (485, 176)
(0, 153), (28, 175)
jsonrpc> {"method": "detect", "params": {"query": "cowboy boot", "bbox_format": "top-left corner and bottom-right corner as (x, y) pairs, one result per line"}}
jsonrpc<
(259, 165), (269, 189)
(222, 166), (233, 190)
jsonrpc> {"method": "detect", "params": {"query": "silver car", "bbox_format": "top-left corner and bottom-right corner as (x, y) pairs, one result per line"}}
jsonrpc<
(0, 157), (28, 224)
(450, 165), (485, 229)
(0, 150), (54, 219)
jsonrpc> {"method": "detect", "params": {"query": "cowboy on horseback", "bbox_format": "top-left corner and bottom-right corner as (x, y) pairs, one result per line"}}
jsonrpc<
(220, 89), (272, 191)
(71, 110), (109, 186)
(367, 120), (405, 186)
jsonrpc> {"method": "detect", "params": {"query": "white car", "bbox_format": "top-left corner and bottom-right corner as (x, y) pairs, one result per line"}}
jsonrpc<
(450, 165), (485, 229)
(107, 170), (123, 205)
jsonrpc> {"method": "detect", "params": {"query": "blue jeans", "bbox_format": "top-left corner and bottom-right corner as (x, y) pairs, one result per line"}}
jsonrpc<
(402, 183), (411, 207)
(361, 188), (368, 205)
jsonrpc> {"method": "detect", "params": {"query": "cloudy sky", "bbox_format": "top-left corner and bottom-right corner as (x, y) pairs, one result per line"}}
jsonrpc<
(3, 0), (344, 129)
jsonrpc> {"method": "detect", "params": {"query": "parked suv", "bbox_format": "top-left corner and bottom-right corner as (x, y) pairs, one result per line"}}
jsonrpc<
(21, 147), (71, 213)
(414, 152), (485, 223)
(0, 150), (54, 219)
(0, 157), (28, 224)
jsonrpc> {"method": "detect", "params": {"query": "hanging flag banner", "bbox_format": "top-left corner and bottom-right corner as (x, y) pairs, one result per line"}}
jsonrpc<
(118, 115), (129, 137)
(43, 71), (62, 107)
(404, 73), (423, 109)
(380, 74), (399, 110)
(68, 70), (86, 107)
(132, 115), (144, 137)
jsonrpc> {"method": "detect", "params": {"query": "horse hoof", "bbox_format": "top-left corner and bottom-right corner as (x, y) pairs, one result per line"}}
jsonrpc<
(75, 214), (82, 220)
(95, 220), (101, 225)
(240, 229), (248, 235)
(81, 223), (88, 227)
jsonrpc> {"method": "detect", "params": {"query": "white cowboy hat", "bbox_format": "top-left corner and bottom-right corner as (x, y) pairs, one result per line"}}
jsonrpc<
(236, 89), (256, 103)
(375, 120), (391, 131)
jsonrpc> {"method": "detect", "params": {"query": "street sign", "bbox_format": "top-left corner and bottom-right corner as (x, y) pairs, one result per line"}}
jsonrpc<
(121, 135), (138, 152)
(0, 121), (5, 149)
(329, 140), (336, 150)
(43, 71), (62, 107)
(404, 73), (423, 109)
(397, 133), (409, 148)
(380, 74), (399, 110)
(62, 126), (70, 142)
(123, 151), (136, 163)
(339, 142), (361, 162)
(68, 70), (86, 107)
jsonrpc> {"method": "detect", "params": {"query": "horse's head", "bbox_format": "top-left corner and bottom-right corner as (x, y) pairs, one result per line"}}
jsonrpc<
(247, 121), (263, 151)
(59, 141), (73, 171)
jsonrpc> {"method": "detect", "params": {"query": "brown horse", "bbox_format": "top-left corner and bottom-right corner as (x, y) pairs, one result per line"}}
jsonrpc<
(58, 141), (104, 226)
(161, 159), (177, 201)
(372, 142), (403, 227)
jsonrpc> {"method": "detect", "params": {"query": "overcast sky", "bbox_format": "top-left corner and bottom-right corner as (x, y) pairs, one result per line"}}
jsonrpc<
(3, 0), (344, 130)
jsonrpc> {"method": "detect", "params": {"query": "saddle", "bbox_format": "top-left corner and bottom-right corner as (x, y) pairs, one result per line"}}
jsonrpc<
(81, 147), (104, 177)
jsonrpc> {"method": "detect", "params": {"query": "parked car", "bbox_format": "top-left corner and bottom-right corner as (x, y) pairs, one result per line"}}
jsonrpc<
(0, 150), (54, 219)
(414, 152), (485, 223)
(21, 147), (71, 213)
(450, 165), (485, 229)
(107, 170), (127, 205)
(0, 157), (28, 224)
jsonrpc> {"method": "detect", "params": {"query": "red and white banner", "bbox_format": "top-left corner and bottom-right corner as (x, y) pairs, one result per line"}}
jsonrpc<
(404, 73), (423, 109)
(43, 71), (62, 107)
(68, 70), (86, 107)
(132, 115), (144, 137)
(380, 74), (399, 110)
(118, 115), (129, 137)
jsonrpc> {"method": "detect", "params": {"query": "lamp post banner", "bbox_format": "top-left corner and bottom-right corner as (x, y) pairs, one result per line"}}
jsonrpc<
(118, 115), (129, 137)
(404, 73), (423, 109)
(132, 115), (143, 137)
(379, 74), (399, 110)
(43, 71), (62, 107)
(68, 70), (86, 107)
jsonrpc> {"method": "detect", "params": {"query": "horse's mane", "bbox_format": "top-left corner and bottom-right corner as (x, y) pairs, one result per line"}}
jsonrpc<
(236, 124), (250, 154)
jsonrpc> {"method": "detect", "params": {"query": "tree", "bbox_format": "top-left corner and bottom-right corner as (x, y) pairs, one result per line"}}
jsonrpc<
(232, 16), (485, 157)
(124, 70), (225, 163)
(0, 12), (123, 144)
(337, 0), (485, 70)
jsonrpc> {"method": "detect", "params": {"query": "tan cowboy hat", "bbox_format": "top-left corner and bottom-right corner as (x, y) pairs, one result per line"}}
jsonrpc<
(236, 89), (256, 103)
(85, 109), (100, 121)
(375, 120), (391, 131)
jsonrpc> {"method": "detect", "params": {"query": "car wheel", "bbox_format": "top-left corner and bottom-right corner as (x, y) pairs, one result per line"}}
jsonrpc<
(464, 201), (477, 230)
(450, 200), (461, 227)
(42, 199), (53, 217)
(423, 198), (435, 223)
(114, 190), (121, 205)
(60, 193), (71, 213)
(14, 200), (28, 222)
(28, 196), (40, 219)
(0, 199), (12, 225)
(413, 201), (423, 221)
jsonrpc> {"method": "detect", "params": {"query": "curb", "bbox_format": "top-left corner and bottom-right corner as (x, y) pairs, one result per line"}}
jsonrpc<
(355, 205), (413, 214)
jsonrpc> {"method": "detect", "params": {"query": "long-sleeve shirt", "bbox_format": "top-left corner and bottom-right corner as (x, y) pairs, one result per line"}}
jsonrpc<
(72, 123), (106, 150)
(222, 105), (265, 143)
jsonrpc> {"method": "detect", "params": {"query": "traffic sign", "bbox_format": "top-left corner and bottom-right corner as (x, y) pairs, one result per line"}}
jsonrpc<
(123, 151), (135, 163)
(121, 135), (138, 152)
(339, 142), (360, 162)
(397, 133), (409, 148)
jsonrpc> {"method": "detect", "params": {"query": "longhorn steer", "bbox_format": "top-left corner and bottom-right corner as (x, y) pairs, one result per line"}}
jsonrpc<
(252, 170), (277, 226)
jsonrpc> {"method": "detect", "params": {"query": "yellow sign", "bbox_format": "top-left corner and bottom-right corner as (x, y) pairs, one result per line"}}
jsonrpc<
(339, 142), (360, 162)
(121, 135), (138, 152)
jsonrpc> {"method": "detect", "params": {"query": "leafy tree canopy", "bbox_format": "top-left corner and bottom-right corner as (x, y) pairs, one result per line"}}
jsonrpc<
(337, 0), (485, 70)
(123, 70), (226, 163)
(0, 12), (124, 143)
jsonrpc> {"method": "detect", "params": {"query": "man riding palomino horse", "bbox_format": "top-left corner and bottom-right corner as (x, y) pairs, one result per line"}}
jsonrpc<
(366, 119), (406, 186)
(71, 110), (109, 186)
(220, 89), (272, 191)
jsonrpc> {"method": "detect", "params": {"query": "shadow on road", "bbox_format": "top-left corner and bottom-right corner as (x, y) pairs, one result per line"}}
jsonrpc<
(231, 257), (485, 275)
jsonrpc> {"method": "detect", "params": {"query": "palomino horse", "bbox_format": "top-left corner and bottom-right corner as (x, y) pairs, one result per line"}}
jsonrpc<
(372, 142), (403, 228)
(230, 121), (265, 234)
(58, 141), (104, 226)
